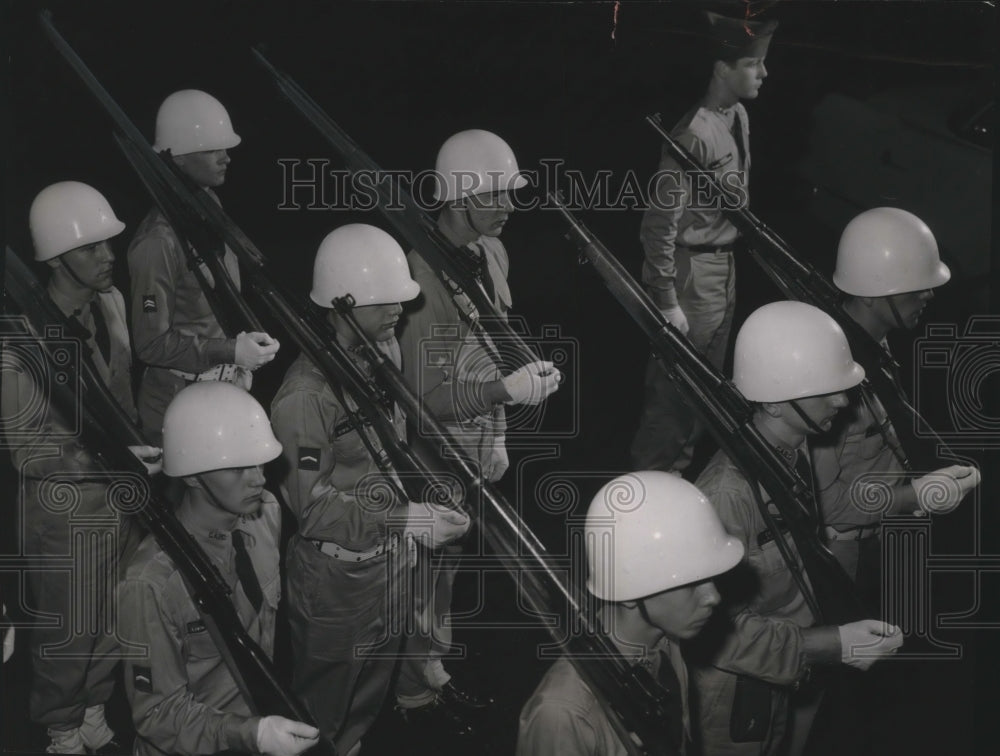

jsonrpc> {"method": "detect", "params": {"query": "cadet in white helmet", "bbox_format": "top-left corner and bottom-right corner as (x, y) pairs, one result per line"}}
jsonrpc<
(812, 208), (979, 603)
(270, 224), (470, 756)
(127, 89), (280, 445)
(517, 471), (744, 755)
(117, 382), (319, 756)
(691, 301), (903, 756)
(2, 182), (158, 754)
(394, 129), (561, 729)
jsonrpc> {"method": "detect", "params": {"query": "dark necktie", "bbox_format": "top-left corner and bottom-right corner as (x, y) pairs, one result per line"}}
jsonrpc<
(89, 301), (112, 365)
(231, 530), (263, 613)
(473, 243), (496, 305)
(656, 648), (685, 751)
(794, 449), (819, 521)
(731, 109), (746, 168)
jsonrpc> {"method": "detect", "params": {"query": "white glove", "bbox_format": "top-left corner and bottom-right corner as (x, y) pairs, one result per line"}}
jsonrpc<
(235, 331), (280, 370)
(2, 605), (13, 664)
(482, 435), (509, 483)
(837, 620), (902, 671)
(255, 716), (320, 756)
(659, 306), (689, 336)
(128, 445), (163, 476)
(406, 502), (471, 548)
(912, 465), (980, 515)
(501, 360), (561, 406)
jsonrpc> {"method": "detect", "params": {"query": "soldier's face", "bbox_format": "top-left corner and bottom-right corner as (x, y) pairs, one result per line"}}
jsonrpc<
(883, 289), (935, 330)
(174, 149), (232, 188)
(200, 465), (266, 516)
(720, 56), (768, 100)
(354, 303), (403, 343)
(641, 579), (721, 641)
(55, 239), (115, 293)
(464, 191), (513, 237)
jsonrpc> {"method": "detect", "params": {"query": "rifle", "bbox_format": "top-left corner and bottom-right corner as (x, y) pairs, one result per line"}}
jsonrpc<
(645, 112), (951, 473)
(39, 30), (683, 753)
(4, 247), (336, 755)
(548, 194), (867, 627)
(38, 8), (260, 341)
(251, 47), (538, 375)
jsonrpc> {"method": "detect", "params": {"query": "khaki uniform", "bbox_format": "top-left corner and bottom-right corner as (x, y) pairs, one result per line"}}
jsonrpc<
(632, 105), (748, 473)
(127, 196), (241, 444)
(118, 494), (281, 756)
(395, 236), (511, 703)
(811, 388), (906, 608)
(1, 284), (138, 729)
(270, 343), (410, 754)
(517, 638), (691, 756)
(692, 449), (841, 756)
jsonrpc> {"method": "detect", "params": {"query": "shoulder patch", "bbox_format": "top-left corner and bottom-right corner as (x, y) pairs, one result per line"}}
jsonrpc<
(142, 294), (157, 313)
(133, 665), (153, 693)
(298, 447), (321, 471)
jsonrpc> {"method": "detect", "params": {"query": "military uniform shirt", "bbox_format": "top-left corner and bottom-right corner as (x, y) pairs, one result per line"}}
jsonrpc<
(118, 494), (281, 756)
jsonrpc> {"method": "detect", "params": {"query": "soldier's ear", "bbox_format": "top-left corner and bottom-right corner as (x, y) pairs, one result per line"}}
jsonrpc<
(759, 401), (783, 419)
(182, 474), (203, 491)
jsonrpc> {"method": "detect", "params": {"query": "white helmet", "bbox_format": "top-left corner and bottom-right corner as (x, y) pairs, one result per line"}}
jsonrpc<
(834, 208), (951, 297)
(29, 181), (126, 262)
(734, 301), (865, 403)
(433, 129), (528, 202)
(153, 89), (242, 156)
(162, 382), (281, 477)
(310, 224), (420, 308)
(585, 471), (744, 601)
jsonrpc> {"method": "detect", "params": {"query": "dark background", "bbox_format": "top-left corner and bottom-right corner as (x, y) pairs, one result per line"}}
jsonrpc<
(2, 1), (997, 754)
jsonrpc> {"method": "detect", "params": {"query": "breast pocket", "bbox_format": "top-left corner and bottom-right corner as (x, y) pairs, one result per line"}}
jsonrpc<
(749, 536), (802, 614)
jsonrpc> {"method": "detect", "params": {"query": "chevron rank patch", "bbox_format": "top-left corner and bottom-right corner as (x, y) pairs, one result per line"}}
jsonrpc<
(142, 294), (157, 313)
(298, 447), (320, 471)
(134, 665), (153, 693)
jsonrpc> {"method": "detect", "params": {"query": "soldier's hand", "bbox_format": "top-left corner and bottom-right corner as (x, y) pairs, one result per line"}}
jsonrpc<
(837, 620), (902, 671)
(406, 501), (471, 548)
(256, 716), (319, 756)
(912, 465), (980, 515)
(659, 306), (689, 336)
(501, 360), (561, 405)
(128, 445), (163, 476)
(235, 331), (281, 370)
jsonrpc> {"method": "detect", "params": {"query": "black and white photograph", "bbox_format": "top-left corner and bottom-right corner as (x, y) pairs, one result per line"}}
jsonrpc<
(2, 1), (997, 755)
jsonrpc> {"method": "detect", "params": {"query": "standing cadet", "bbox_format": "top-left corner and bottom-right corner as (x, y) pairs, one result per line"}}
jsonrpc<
(516, 471), (744, 756)
(395, 129), (561, 726)
(631, 11), (777, 473)
(811, 208), (979, 606)
(2, 182), (156, 753)
(128, 89), (279, 445)
(691, 301), (903, 756)
(118, 381), (319, 756)
(270, 224), (471, 756)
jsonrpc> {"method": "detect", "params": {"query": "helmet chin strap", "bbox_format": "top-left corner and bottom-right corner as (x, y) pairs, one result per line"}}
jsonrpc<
(59, 256), (92, 291)
(887, 295), (909, 331)
(789, 399), (826, 436)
